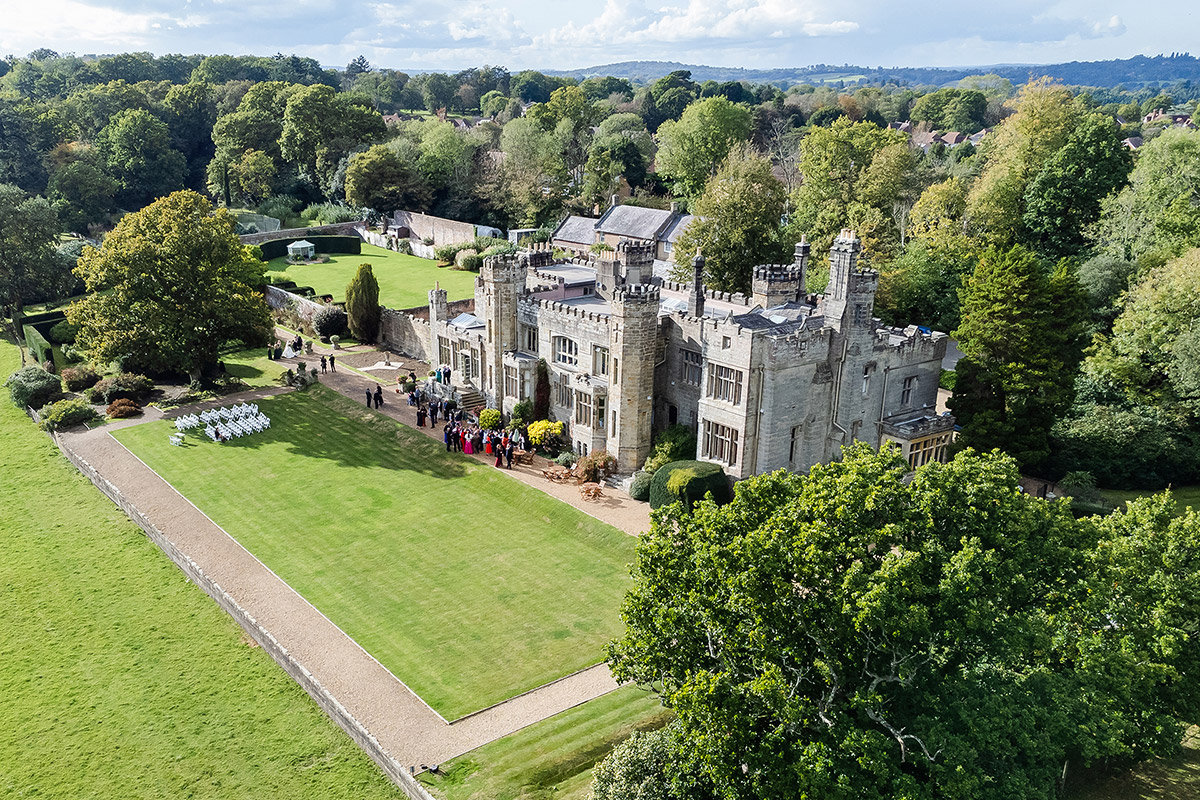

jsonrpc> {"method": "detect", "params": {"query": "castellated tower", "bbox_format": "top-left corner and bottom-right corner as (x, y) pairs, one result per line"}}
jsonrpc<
(429, 282), (449, 323)
(794, 235), (811, 295)
(477, 253), (524, 398)
(822, 229), (878, 332)
(751, 263), (803, 308)
(616, 238), (655, 286)
(606, 283), (660, 473)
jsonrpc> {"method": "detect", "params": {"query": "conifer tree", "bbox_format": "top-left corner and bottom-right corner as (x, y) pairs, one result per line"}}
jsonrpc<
(344, 262), (380, 343)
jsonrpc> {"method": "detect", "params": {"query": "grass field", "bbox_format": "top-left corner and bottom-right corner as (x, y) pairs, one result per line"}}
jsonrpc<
(1101, 485), (1200, 515)
(114, 386), (637, 719)
(0, 342), (403, 799)
(266, 243), (478, 308)
(1071, 728), (1200, 799)
(420, 686), (671, 800)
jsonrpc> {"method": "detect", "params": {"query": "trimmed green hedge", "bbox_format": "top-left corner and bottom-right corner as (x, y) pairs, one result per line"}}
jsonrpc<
(258, 235), (362, 261)
(648, 460), (731, 511)
(629, 470), (652, 502)
(22, 324), (55, 366)
(39, 397), (97, 431)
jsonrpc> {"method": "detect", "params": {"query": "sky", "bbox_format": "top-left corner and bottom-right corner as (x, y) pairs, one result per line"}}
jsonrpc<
(0, 0), (1194, 73)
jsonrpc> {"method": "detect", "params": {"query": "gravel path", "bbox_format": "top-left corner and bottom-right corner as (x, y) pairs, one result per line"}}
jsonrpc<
(57, 380), (628, 770)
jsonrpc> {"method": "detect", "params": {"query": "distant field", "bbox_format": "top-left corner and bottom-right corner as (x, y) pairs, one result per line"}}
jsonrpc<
(115, 386), (636, 719)
(0, 342), (402, 799)
(266, 243), (477, 308)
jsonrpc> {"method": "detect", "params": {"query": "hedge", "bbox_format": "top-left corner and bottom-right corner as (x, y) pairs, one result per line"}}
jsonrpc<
(257, 235), (362, 261)
(87, 373), (154, 404)
(22, 324), (55, 365)
(629, 470), (652, 502)
(648, 460), (731, 511)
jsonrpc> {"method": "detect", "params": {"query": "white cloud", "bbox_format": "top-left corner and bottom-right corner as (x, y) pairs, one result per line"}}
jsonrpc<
(0, 0), (168, 51)
(804, 20), (858, 36)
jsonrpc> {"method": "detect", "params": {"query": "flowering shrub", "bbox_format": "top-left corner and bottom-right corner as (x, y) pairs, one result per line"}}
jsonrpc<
(528, 419), (564, 446)
(478, 408), (502, 430)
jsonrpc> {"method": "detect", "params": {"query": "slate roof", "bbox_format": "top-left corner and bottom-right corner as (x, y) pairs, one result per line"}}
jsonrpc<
(554, 215), (598, 245)
(662, 214), (696, 244)
(596, 205), (675, 240)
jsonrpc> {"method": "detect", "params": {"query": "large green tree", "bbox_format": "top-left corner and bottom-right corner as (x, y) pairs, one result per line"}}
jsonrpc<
(96, 108), (187, 209)
(655, 97), (752, 198)
(1020, 113), (1132, 260)
(0, 184), (62, 322)
(606, 443), (1200, 800)
(344, 143), (430, 213)
(671, 146), (788, 294)
(949, 246), (1087, 471)
(68, 190), (271, 378)
(344, 262), (381, 343)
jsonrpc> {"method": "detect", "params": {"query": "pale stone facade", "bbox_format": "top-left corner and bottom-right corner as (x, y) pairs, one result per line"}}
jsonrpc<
(424, 230), (952, 478)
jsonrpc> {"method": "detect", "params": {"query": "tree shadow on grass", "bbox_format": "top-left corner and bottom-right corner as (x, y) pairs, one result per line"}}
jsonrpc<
(183, 387), (469, 481)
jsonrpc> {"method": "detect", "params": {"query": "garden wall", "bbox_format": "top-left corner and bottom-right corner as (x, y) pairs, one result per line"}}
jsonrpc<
(53, 437), (436, 800)
(265, 285), (328, 332)
(379, 309), (432, 363)
(391, 211), (477, 247)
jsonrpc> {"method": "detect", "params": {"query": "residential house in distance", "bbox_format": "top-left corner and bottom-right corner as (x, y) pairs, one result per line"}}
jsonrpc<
(421, 230), (953, 480)
(553, 199), (696, 266)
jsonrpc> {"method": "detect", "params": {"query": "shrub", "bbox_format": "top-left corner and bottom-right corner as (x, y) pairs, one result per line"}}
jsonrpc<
(345, 263), (381, 343)
(47, 319), (79, 344)
(576, 450), (617, 483)
(61, 366), (101, 392)
(60, 344), (83, 363)
(257, 194), (300, 222)
(554, 451), (577, 467)
(528, 419), (564, 446)
(39, 397), (97, 431)
(533, 359), (551, 420)
(395, 238), (413, 255)
(510, 400), (533, 425)
(89, 373), (154, 404)
(422, 236), (434, 245)
(457, 253), (483, 272)
(481, 242), (517, 259)
(643, 424), (698, 473)
(434, 242), (465, 262)
(301, 202), (360, 225)
(106, 398), (142, 418)
(454, 248), (478, 267)
(313, 306), (348, 338)
(648, 460), (731, 511)
(478, 408), (502, 429)
(629, 470), (653, 502)
(42, 359), (56, 375)
(5, 365), (64, 409)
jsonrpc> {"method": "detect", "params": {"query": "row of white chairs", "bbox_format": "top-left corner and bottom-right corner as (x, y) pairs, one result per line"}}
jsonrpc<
(204, 413), (271, 442)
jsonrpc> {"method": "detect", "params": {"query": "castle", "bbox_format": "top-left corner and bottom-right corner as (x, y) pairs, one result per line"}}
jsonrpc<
(422, 230), (953, 479)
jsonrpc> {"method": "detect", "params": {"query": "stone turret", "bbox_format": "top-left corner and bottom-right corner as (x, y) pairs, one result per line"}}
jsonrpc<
(752, 264), (803, 308)
(616, 238), (655, 285)
(822, 229), (877, 331)
(477, 253), (525, 400)
(429, 281), (448, 322)
(688, 253), (706, 317)
(607, 283), (660, 473)
(794, 235), (810, 295)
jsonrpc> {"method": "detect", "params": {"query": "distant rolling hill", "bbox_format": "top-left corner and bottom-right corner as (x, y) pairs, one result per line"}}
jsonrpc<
(542, 54), (1200, 88)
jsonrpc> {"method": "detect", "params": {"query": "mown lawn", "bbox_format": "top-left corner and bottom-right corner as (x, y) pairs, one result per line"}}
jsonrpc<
(1070, 728), (1200, 799)
(420, 686), (672, 800)
(0, 342), (403, 800)
(114, 386), (636, 719)
(265, 243), (478, 308)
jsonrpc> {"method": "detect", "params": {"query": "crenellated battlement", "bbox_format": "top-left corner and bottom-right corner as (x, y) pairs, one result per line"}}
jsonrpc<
(612, 283), (660, 305)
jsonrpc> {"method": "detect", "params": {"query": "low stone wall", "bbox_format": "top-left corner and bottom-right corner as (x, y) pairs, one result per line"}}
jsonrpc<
(266, 285), (327, 331)
(53, 436), (436, 800)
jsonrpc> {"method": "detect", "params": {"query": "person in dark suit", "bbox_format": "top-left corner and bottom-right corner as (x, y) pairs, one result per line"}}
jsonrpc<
(444, 422), (453, 451)
(365, 388), (372, 406)
(373, 385), (383, 409)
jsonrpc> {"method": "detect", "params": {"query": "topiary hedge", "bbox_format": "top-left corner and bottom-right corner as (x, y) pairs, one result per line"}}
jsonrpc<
(22, 323), (55, 365)
(629, 470), (653, 502)
(257, 235), (362, 261)
(648, 460), (731, 511)
(5, 365), (64, 409)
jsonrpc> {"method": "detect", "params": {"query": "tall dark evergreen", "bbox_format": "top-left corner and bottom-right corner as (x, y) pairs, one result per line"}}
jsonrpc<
(344, 262), (381, 343)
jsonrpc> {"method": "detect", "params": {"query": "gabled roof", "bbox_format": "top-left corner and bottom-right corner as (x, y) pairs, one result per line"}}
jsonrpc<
(662, 214), (696, 244)
(553, 215), (599, 246)
(288, 239), (314, 248)
(595, 205), (675, 241)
